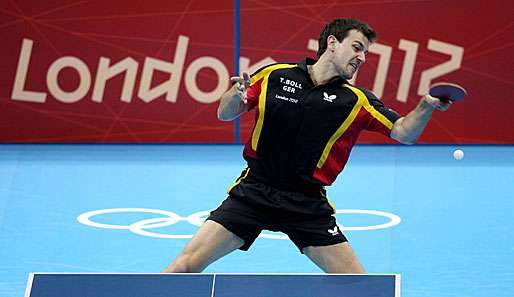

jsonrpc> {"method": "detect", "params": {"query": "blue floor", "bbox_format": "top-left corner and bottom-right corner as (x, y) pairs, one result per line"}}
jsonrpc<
(1, 144), (513, 297)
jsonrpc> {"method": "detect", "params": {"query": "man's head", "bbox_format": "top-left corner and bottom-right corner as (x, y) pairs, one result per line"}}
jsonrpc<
(317, 18), (376, 79)
(316, 18), (376, 57)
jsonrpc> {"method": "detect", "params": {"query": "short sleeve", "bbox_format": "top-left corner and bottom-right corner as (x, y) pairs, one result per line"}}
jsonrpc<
(361, 88), (401, 137)
(245, 78), (262, 110)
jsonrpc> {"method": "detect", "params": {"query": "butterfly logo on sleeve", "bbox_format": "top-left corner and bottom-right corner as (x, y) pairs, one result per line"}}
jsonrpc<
(323, 92), (337, 103)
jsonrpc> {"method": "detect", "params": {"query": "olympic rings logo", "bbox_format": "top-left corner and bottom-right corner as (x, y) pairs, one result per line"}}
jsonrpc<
(77, 208), (401, 239)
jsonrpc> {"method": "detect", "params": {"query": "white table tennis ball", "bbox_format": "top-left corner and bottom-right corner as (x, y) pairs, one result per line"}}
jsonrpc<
(453, 149), (464, 160)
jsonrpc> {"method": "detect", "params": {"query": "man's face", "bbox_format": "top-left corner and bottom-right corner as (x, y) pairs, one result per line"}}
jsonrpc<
(330, 29), (370, 79)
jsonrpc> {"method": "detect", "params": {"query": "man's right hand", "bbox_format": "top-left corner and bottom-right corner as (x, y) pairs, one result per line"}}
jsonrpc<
(423, 94), (452, 111)
(230, 72), (251, 104)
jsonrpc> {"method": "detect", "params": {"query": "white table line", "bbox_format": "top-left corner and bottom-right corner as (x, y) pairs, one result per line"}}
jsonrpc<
(210, 274), (216, 297)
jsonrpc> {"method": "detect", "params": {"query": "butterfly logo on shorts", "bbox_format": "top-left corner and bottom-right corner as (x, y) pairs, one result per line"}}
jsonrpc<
(323, 92), (337, 103)
(328, 226), (339, 236)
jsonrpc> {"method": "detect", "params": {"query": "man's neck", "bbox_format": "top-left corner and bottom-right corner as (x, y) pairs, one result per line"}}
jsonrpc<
(309, 56), (340, 86)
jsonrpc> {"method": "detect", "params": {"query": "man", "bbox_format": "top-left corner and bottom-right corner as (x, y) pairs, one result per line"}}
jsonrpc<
(164, 18), (450, 273)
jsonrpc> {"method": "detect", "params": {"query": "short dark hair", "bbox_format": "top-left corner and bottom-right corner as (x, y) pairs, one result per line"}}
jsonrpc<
(316, 18), (377, 57)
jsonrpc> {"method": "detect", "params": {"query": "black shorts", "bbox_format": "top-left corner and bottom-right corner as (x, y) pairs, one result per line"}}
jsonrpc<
(207, 169), (347, 253)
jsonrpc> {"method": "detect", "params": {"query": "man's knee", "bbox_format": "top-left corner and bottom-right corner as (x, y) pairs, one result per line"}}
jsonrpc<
(164, 253), (202, 273)
(163, 220), (244, 273)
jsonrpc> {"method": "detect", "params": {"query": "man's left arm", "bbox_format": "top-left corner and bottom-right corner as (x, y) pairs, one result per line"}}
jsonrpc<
(390, 95), (451, 145)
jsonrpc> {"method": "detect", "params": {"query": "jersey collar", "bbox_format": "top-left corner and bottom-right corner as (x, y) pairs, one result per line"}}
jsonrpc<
(299, 57), (349, 87)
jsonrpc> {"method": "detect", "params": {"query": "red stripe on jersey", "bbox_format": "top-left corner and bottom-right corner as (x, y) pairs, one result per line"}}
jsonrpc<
(246, 78), (263, 110)
(243, 109), (259, 159)
(313, 108), (369, 185)
(366, 109), (395, 136)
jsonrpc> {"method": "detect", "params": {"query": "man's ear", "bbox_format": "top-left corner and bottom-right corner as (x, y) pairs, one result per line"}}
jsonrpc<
(327, 35), (338, 52)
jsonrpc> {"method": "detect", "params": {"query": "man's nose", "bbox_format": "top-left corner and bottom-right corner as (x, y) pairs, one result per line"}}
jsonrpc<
(358, 52), (366, 63)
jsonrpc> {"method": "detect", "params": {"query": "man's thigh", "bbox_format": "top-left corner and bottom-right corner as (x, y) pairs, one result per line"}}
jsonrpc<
(164, 220), (244, 272)
(283, 214), (346, 253)
(303, 242), (365, 273)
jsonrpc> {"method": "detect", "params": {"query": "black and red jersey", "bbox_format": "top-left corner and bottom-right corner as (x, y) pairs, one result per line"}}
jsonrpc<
(242, 58), (401, 190)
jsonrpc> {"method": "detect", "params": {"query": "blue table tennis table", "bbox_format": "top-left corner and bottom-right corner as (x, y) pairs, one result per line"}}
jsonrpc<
(25, 273), (400, 297)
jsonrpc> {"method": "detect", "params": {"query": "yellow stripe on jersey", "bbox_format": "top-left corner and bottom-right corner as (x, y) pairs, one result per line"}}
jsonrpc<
(249, 63), (296, 84)
(316, 85), (366, 169)
(363, 105), (395, 129)
(226, 168), (250, 193)
(316, 84), (395, 169)
(320, 189), (336, 214)
(346, 85), (395, 129)
(251, 64), (298, 151)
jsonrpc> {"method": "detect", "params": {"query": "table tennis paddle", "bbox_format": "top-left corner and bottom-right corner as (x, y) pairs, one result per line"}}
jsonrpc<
(429, 82), (467, 102)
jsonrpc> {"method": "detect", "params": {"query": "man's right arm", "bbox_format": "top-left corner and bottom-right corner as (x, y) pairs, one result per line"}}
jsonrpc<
(217, 73), (250, 121)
